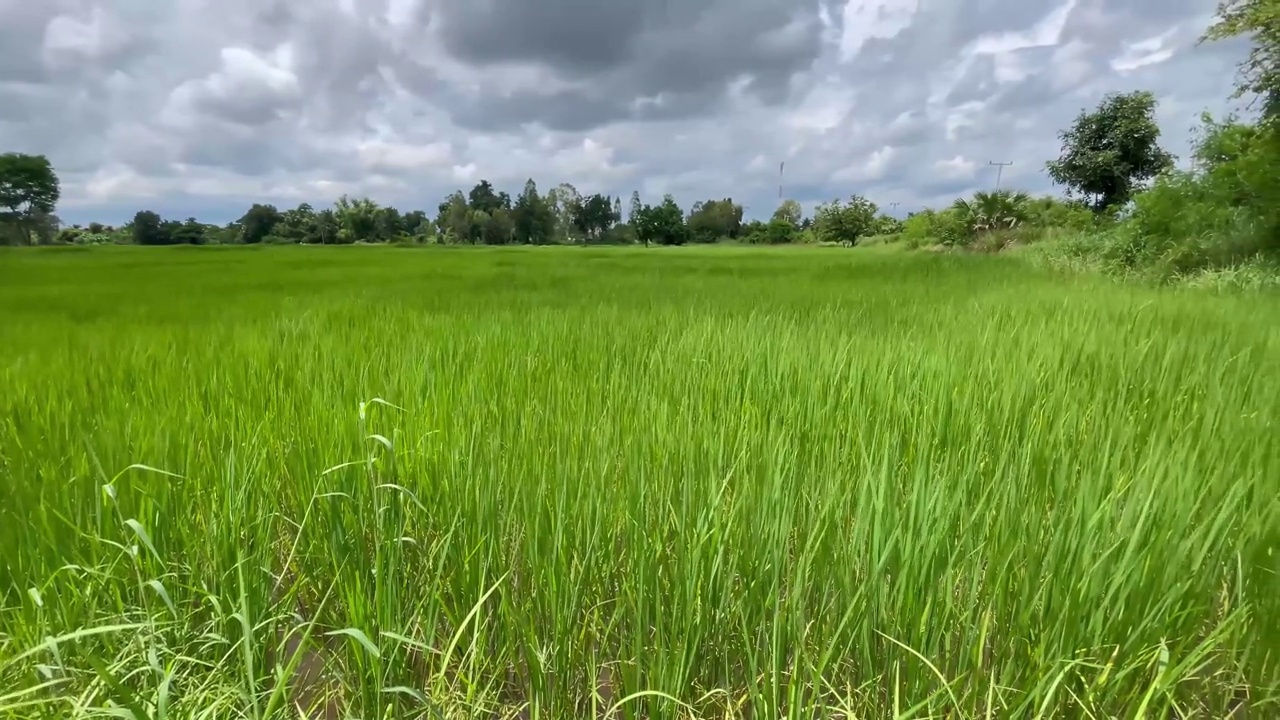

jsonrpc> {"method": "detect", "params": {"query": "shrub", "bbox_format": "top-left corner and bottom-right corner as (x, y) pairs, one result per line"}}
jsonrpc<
(1094, 115), (1280, 281)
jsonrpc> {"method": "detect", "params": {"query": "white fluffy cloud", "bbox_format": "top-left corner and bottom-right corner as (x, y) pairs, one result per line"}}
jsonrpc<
(0, 0), (1254, 224)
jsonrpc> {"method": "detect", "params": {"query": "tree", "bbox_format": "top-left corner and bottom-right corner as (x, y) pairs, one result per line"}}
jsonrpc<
(0, 153), (60, 245)
(467, 180), (505, 215)
(334, 195), (380, 243)
(276, 203), (317, 243)
(951, 190), (1031, 241)
(1202, 0), (1280, 118)
(547, 183), (583, 243)
(762, 217), (799, 244)
(171, 217), (207, 245)
(772, 199), (802, 227)
(436, 191), (471, 243)
(634, 194), (688, 246)
(687, 198), (744, 243)
(573, 193), (616, 241)
(493, 207), (517, 244)
(628, 191), (642, 225)
(375, 206), (403, 242)
(402, 210), (430, 237)
(814, 195), (879, 246)
(132, 211), (170, 246)
(315, 209), (340, 245)
(239, 204), (281, 244)
(513, 179), (557, 245)
(1046, 91), (1175, 211)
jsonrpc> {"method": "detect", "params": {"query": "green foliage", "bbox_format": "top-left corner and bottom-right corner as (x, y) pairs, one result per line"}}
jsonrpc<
(871, 214), (903, 236)
(1031, 114), (1280, 284)
(1101, 117), (1280, 278)
(333, 196), (381, 244)
(315, 208), (340, 244)
(572, 193), (617, 242)
(56, 227), (113, 246)
(1046, 91), (1175, 210)
(0, 153), (60, 245)
(375, 206), (403, 242)
(1203, 0), (1280, 117)
(547, 183), (582, 243)
(739, 218), (808, 245)
(467, 180), (505, 215)
(1023, 195), (1099, 232)
(1, 248), (1277, 718)
(901, 210), (938, 244)
(512, 179), (557, 245)
(900, 208), (970, 248)
(274, 203), (316, 244)
(633, 194), (688, 246)
(436, 191), (471, 244)
(814, 195), (879, 246)
(598, 223), (637, 245)
(170, 218), (208, 245)
(951, 190), (1031, 239)
(132, 210), (169, 246)
(771, 199), (802, 227)
(238, 204), (281, 245)
(687, 198), (744, 243)
(477, 207), (515, 245)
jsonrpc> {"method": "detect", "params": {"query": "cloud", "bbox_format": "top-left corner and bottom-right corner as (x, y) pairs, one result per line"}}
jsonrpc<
(0, 0), (1254, 224)
(934, 156), (978, 181)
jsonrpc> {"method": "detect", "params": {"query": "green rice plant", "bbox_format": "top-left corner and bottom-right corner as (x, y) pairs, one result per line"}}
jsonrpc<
(0, 244), (1277, 718)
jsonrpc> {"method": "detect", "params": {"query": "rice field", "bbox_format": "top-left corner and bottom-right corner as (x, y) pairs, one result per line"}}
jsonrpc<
(1, 244), (1277, 719)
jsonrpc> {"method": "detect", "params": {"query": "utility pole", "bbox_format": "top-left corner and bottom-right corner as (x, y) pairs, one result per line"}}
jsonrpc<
(989, 160), (1013, 190)
(889, 201), (901, 216)
(778, 161), (785, 201)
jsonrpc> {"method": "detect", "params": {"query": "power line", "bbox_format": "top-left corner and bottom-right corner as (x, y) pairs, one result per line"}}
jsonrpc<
(989, 160), (1013, 190)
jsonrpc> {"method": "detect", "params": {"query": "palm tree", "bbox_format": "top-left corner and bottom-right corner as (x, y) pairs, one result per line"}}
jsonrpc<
(952, 190), (1030, 236)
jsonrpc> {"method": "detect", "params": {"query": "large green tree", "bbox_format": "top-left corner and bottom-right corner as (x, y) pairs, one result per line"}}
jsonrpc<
(0, 153), (60, 245)
(687, 198), (743, 243)
(814, 195), (879, 246)
(634, 195), (688, 246)
(573, 193), (616, 241)
(1046, 91), (1175, 211)
(1203, 0), (1280, 118)
(512, 179), (556, 245)
(277, 203), (317, 243)
(334, 196), (380, 243)
(436, 191), (471, 243)
(170, 217), (208, 245)
(467, 180), (505, 215)
(772, 199), (803, 228)
(132, 211), (169, 246)
(238, 204), (281, 244)
(547, 183), (582, 243)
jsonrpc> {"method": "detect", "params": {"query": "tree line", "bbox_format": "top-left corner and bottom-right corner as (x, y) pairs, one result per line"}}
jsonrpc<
(0, 165), (913, 248)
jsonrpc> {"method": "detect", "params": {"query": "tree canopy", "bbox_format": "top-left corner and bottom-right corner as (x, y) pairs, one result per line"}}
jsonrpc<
(0, 153), (60, 245)
(1046, 91), (1175, 211)
(1203, 0), (1280, 118)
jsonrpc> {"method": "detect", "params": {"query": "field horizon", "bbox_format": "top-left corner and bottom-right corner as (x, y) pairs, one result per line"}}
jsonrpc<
(2, 245), (1277, 719)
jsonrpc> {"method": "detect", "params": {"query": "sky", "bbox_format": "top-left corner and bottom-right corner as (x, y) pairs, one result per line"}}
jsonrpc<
(0, 0), (1255, 226)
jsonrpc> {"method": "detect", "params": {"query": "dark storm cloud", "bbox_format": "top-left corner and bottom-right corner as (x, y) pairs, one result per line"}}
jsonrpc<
(433, 0), (649, 70)
(420, 0), (824, 130)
